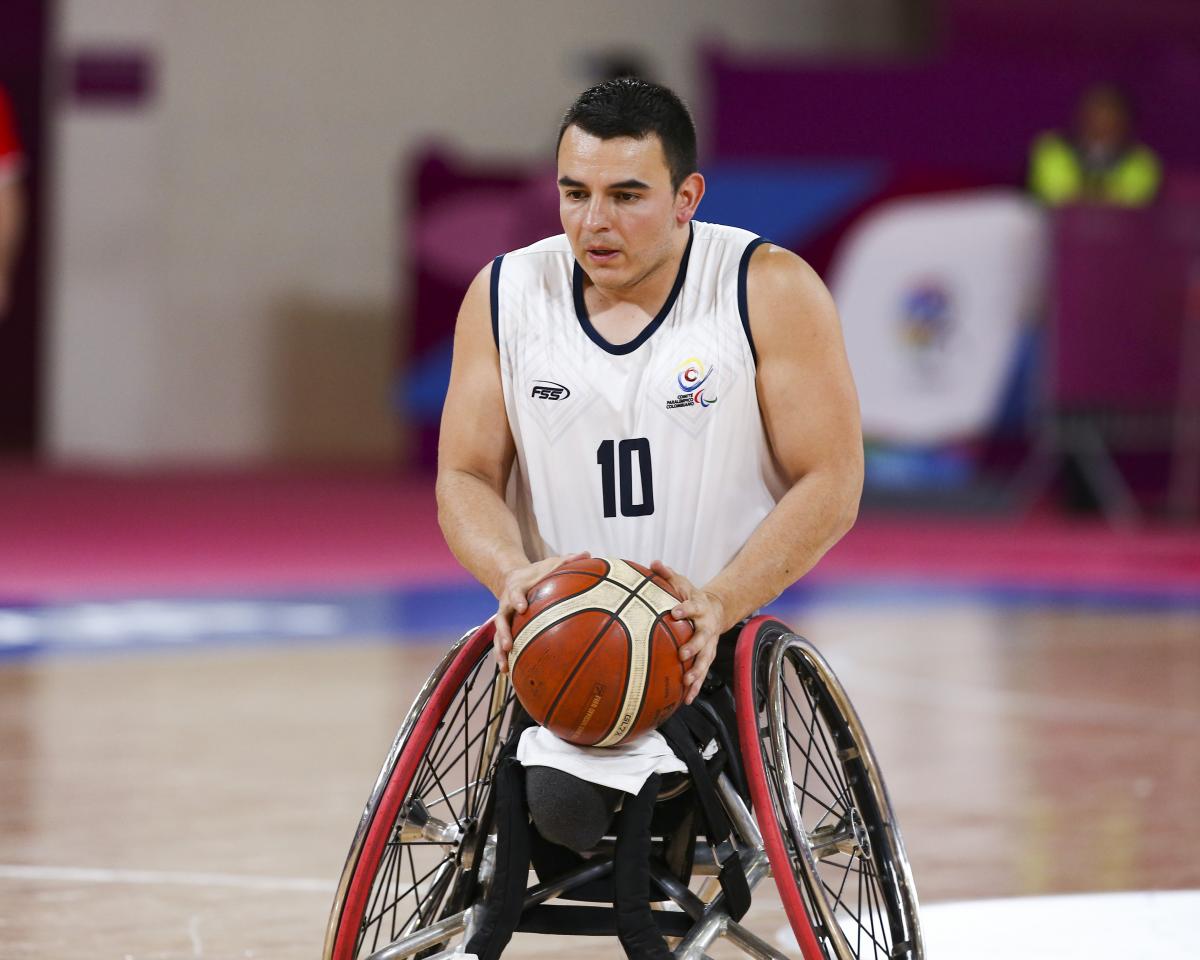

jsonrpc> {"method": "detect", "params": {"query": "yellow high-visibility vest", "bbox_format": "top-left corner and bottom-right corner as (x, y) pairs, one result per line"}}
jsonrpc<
(1029, 132), (1161, 206)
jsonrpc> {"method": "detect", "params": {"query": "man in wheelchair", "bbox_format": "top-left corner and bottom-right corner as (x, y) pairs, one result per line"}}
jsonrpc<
(323, 79), (923, 960)
(435, 77), (862, 957)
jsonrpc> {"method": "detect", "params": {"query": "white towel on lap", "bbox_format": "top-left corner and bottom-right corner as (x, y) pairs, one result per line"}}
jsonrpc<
(515, 726), (687, 795)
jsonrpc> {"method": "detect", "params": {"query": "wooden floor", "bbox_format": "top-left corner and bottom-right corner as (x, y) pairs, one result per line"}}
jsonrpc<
(1, 596), (1198, 958)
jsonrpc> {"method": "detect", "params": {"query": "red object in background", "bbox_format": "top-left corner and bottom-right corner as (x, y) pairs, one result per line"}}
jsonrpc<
(0, 85), (22, 172)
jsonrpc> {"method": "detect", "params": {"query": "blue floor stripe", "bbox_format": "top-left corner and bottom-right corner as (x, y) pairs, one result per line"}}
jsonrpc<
(1, 575), (1197, 659)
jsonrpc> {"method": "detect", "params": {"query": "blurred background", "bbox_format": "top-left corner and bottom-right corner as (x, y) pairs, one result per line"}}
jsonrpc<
(0, 2), (1197, 958)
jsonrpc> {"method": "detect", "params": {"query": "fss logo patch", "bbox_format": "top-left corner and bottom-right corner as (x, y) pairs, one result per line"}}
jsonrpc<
(531, 380), (570, 401)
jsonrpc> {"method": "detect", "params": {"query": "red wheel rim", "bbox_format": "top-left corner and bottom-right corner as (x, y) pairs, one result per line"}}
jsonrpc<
(734, 616), (828, 960)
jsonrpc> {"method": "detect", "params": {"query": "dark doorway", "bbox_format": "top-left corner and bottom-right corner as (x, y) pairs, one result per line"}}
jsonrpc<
(0, 1), (51, 455)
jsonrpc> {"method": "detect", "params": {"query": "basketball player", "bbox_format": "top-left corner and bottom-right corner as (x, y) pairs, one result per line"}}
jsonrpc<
(437, 79), (862, 854)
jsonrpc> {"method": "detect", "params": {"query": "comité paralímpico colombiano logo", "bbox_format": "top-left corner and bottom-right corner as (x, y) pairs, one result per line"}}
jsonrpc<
(666, 357), (717, 410)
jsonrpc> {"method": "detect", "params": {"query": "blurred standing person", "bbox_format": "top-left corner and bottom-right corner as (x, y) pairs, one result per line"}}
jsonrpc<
(1026, 84), (1162, 515)
(1029, 84), (1161, 207)
(0, 83), (25, 321)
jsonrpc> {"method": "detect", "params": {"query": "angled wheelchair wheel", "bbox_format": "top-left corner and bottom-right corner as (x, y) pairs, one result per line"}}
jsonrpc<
(735, 617), (923, 960)
(323, 623), (515, 960)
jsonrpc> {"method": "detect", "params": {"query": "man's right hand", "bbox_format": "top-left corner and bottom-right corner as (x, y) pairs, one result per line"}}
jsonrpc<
(493, 551), (591, 673)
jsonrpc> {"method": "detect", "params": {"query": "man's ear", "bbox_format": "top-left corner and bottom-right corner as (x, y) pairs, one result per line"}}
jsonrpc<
(675, 172), (705, 223)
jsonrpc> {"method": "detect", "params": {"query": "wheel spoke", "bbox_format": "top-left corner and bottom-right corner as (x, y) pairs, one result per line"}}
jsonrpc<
(414, 677), (508, 801)
(786, 679), (850, 801)
(413, 661), (492, 797)
(365, 854), (454, 932)
(784, 724), (851, 821)
(413, 668), (478, 796)
(779, 702), (854, 828)
(863, 857), (885, 957)
(856, 855), (864, 958)
(820, 874), (890, 957)
(417, 693), (511, 815)
(863, 857), (894, 957)
(795, 684), (822, 821)
(795, 670), (851, 794)
(787, 773), (843, 823)
(361, 842), (397, 953)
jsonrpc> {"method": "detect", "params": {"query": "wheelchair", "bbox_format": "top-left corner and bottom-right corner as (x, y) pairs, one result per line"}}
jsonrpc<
(322, 616), (923, 960)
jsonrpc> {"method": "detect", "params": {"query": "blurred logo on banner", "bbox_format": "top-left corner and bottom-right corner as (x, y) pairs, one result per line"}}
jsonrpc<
(899, 279), (955, 381)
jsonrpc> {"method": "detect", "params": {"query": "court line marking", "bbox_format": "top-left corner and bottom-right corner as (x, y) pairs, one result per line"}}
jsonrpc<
(0, 863), (336, 893)
(188, 914), (204, 957)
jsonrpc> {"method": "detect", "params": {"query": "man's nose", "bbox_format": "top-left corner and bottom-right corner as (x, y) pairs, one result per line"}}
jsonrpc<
(583, 197), (610, 231)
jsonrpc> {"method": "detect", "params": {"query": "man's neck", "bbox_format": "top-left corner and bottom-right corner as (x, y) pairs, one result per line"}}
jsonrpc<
(583, 225), (690, 321)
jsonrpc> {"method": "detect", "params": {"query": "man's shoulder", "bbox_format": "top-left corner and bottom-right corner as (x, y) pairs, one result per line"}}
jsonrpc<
(692, 220), (760, 250)
(503, 233), (572, 261)
(490, 235), (573, 300)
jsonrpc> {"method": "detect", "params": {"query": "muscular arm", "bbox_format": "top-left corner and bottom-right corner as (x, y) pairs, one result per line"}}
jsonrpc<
(660, 244), (862, 699)
(436, 265), (587, 668)
(435, 265), (526, 598)
(707, 244), (863, 620)
(0, 177), (23, 316)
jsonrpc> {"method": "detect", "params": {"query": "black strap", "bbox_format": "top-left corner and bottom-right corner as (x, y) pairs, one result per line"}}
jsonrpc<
(612, 773), (673, 959)
(660, 709), (752, 921)
(463, 737), (533, 960)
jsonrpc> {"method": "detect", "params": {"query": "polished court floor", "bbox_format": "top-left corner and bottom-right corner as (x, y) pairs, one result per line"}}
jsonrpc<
(2, 592), (1197, 958)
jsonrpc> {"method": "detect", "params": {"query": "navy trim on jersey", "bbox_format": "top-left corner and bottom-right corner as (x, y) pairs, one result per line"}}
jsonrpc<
(489, 254), (504, 349)
(571, 222), (695, 356)
(737, 237), (770, 365)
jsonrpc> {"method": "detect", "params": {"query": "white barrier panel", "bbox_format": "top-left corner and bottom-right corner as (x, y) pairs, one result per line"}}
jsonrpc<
(830, 190), (1047, 445)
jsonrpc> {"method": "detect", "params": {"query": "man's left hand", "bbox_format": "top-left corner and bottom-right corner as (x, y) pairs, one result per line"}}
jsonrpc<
(651, 561), (727, 705)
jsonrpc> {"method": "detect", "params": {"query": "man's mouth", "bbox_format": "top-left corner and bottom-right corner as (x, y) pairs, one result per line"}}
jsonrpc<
(586, 247), (619, 261)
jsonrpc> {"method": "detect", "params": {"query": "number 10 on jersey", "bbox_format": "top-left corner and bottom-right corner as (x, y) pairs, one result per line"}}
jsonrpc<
(596, 438), (655, 518)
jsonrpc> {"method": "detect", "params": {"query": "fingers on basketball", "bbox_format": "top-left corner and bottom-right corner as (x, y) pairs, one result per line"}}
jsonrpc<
(684, 650), (713, 702)
(649, 559), (679, 586)
(553, 550), (591, 570)
(652, 561), (695, 608)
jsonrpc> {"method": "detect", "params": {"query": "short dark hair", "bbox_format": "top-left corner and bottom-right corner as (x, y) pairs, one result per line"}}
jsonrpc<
(557, 78), (698, 192)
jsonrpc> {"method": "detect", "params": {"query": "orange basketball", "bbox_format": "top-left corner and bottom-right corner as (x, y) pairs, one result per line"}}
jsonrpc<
(507, 557), (694, 747)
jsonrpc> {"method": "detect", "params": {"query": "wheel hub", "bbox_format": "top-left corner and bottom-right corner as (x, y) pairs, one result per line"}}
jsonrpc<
(807, 807), (871, 862)
(395, 798), (466, 846)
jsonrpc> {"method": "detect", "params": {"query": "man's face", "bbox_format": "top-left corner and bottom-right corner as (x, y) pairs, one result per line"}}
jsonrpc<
(1077, 90), (1129, 152)
(557, 126), (694, 292)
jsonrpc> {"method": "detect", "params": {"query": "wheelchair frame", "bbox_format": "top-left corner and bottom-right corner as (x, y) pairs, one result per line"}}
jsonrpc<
(323, 616), (922, 960)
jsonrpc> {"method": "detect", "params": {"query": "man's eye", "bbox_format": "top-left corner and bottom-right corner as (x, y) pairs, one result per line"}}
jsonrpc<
(617, 193), (639, 202)
(565, 190), (586, 200)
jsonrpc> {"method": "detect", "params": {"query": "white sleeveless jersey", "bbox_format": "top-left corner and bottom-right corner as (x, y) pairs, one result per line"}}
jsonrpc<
(493, 221), (787, 586)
